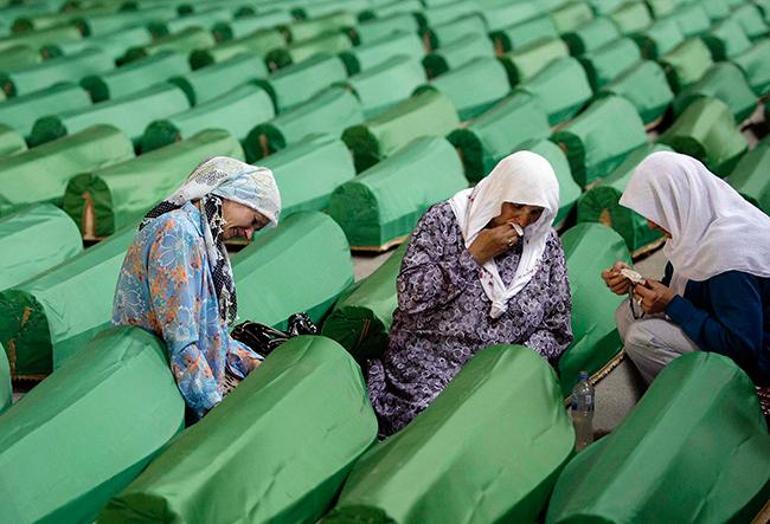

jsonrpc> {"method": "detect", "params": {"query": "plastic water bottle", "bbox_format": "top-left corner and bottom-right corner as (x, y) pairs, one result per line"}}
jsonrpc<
(571, 371), (595, 451)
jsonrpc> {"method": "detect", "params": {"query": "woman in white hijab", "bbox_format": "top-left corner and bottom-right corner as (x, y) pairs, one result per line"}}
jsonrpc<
(602, 151), (770, 420)
(367, 151), (573, 436)
(113, 157), (281, 420)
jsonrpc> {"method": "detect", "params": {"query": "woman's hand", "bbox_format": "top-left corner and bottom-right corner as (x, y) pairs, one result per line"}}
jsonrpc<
(468, 223), (520, 265)
(634, 279), (676, 314)
(601, 261), (633, 295)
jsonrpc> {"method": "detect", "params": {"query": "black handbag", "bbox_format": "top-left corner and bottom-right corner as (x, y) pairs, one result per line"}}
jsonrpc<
(231, 312), (318, 357)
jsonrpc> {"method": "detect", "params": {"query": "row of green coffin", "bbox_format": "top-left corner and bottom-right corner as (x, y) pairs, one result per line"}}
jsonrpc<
(0, 210), (354, 378)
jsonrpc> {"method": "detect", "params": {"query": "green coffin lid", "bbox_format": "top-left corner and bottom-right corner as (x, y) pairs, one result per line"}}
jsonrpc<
(674, 62), (758, 123)
(631, 17), (685, 59)
(669, 3), (711, 38)
(120, 27), (215, 64)
(0, 82), (90, 138)
(212, 10), (293, 42)
(702, 16), (753, 61)
(76, 7), (176, 36)
(0, 123), (25, 156)
(169, 52), (268, 106)
(562, 16), (620, 56)
(0, 44), (41, 72)
(422, 13), (487, 49)
(578, 36), (641, 91)
(340, 30), (423, 76)
(421, 0), (481, 28)
(732, 3), (769, 42)
(257, 53), (348, 112)
(608, 0), (652, 35)
(551, 1), (594, 33)
(421, 31), (494, 79)
(599, 60), (674, 125)
(480, 1), (543, 33)
(352, 13), (421, 45)
(284, 10), (357, 42)
(491, 14), (559, 54)
(43, 26), (153, 62)
(726, 137), (770, 214)
(499, 37), (570, 86)
(519, 56), (592, 126)
(266, 31), (353, 71)
(733, 39), (770, 97)
(189, 28), (285, 69)
(0, 24), (82, 54)
(343, 55), (427, 119)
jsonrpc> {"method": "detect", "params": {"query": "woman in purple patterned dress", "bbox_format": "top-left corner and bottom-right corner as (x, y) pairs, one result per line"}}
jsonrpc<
(367, 151), (573, 436)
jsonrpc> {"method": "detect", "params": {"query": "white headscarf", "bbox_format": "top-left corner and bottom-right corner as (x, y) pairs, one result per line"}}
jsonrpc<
(620, 151), (770, 282)
(449, 151), (560, 319)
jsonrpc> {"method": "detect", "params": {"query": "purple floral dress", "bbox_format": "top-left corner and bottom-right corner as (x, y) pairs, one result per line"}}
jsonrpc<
(367, 203), (573, 436)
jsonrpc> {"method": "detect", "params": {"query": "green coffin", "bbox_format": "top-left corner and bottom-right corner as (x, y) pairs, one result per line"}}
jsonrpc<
(669, 3), (711, 38)
(328, 136), (466, 250)
(244, 86), (363, 162)
(547, 352), (770, 524)
(0, 124), (134, 216)
(284, 11), (356, 42)
(608, 0), (651, 35)
(0, 326), (185, 524)
(101, 335), (376, 524)
(0, 24), (82, 54)
(340, 30), (423, 75)
(189, 28), (285, 69)
(732, 3), (769, 42)
(81, 50), (190, 103)
(551, 95), (648, 188)
(599, 60), (674, 125)
(499, 37), (570, 86)
(562, 16), (621, 56)
(519, 56), (593, 126)
(702, 16), (753, 61)
(631, 17), (684, 59)
(422, 13), (487, 50)
(480, 1), (543, 32)
(0, 341), (9, 414)
(120, 27), (215, 64)
(0, 47), (112, 98)
(0, 44), (40, 71)
(447, 92), (551, 183)
(43, 26), (153, 62)
(734, 39), (770, 97)
(421, 0), (481, 28)
(702, 0), (731, 22)
(415, 56), (510, 121)
(352, 13), (420, 45)
(266, 31), (353, 70)
(28, 83), (190, 147)
(490, 15), (558, 54)
(77, 7), (177, 36)
(262, 133), (356, 217)
(578, 37), (641, 91)
(149, 7), (232, 37)
(660, 37), (714, 93)
(140, 82), (274, 153)
(294, 0), (369, 19)
(558, 223), (631, 395)
(322, 243), (405, 364)
(342, 88), (459, 173)
(576, 143), (670, 253)
(256, 53), (348, 112)
(64, 129), (244, 237)
(0, 204), (82, 292)
(169, 52), (268, 106)
(343, 55), (427, 119)
(421, 32), (494, 79)
(0, 226), (135, 377)
(551, 1), (595, 33)
(726, 138), (770, 214)
(659, 96), (747, 176)
(673, 62), (758, 124)
(359, 0), (422, 22)
(0, 82), (90, 138)
(324, 345), (575, 524)
(0, 123), (25, 156)
(212, 10), (293, 42)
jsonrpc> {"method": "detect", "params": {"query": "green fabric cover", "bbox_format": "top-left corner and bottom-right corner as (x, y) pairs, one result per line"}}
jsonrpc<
(732, 3), (769, 42)
(551, 95), (648, 188)
(631, 17), (685, 59)
(149, 7), (232, 37)
(212, 10), (293, 42)
(490, 14), (559, 54)
(340, 31), (423, 76)
(42, 26), (153, 62)
(101, 334), (375, 524)
(480, 1), (543, 32)
(644, 0), (677, 18)
(415, 57), (510, 121)
(0, 204), (82, 292)
(659, 96), (747, 176)
(352, 13), (420, 45)
(547, 352), (770, 524)
(81, 51), (190, 104)
(359, 0), (422, 21)
(421, 32), (493, 79)
(122, 27), (215, 63)
(0, 342), (9, 414)
(257, 53), (348, 112)
(0, 123), (25, 156)
(322, 243), (405, 364)
(702, 0), (731, 21)
(421, 0), (481, 28)
(0, 47), (112, 98)
(702, 16), (753, 60)
(266, 31), (353, 71)
(609, 0), (652, 35)
(447, 92), (551, 183)
(599, 60), (674, 125)
(76, 7), (177, 36)
(558, 223), (630, 395)
(726, 138), (770, 214)
(562, 16), (621, 56)
(189, 28), (285, 69)
(244, 86), (363, 162)
(341, 89), (459, 173)
(576, 143), (671, 252)
(669, 3), (711, 38)
(169, 53), (268, 106)
(343, 55), (427, 118)
(325, 345), (575, 524)
(423, 13), (487, 49)
(674, 62), (758, 123)
(0, 326), (185, 524)
(64, 129), (244, 237)
(0, 45), (40, 72)
(519, 56), (592, 125)
(499, 37), (570, 86)
(284, 11), (356, 42)
(0, 226), (135, 376)
(261, 133), (356, 217)
(28, 83), (190, 147)
(0, 82), (90, 138)
(734, 39), (770, 97)
(328, 136), (466, 249)
(521, 138), (581, 228)
(0, 125), (134, 216)
(551, 1), (595, 33)
(578, 36), (641, 90)
(232, 211), (354, 327)
(0, 25), (81, 53)
(140, 82), (274, 153)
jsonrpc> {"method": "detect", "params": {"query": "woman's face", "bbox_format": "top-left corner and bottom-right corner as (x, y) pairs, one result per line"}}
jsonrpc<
(488, 202), (545, 229)
(647, 219), (672, 239)
(222, 200), (270, 240)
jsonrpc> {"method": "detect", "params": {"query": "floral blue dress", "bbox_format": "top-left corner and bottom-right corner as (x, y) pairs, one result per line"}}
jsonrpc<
(112, 202), (262, 418)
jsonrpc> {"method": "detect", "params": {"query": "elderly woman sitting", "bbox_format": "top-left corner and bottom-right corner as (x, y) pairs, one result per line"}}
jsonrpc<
(367, 151), (574, 436)
(112, 157), (281, 420)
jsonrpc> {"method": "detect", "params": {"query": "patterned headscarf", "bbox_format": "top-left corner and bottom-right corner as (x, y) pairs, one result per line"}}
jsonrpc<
(140, 156), (281, 325)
